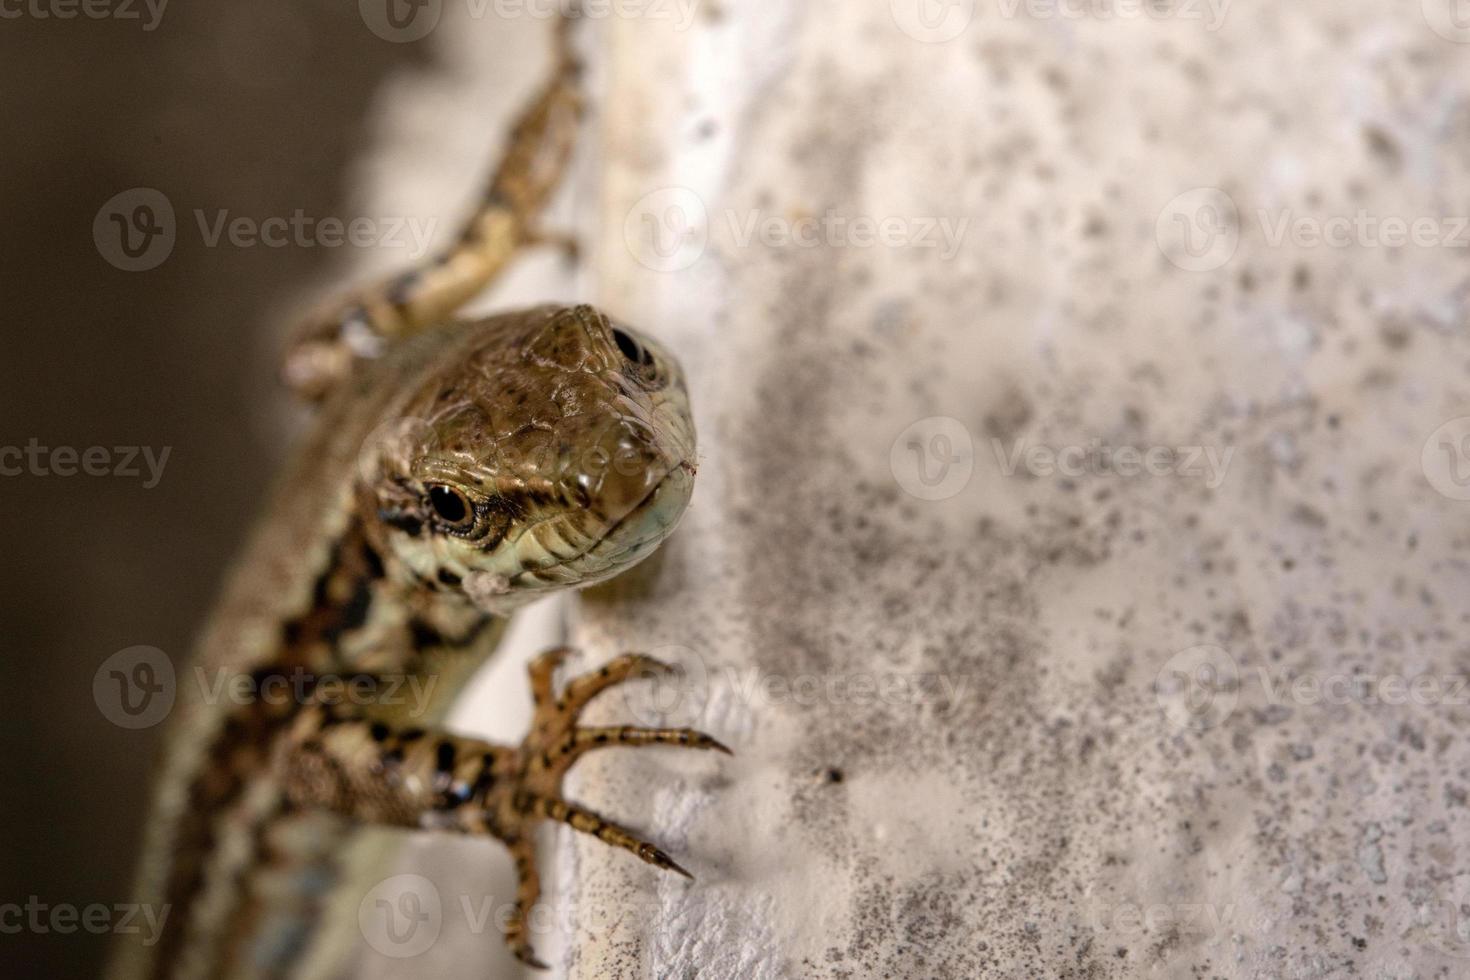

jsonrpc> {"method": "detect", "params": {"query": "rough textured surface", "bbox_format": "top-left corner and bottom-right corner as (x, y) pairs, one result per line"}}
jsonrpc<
(570, 2), (1470, 978)
(369, 2), (1470, 977)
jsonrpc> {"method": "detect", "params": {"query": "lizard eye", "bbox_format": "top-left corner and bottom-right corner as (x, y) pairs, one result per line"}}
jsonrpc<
(427, 484), (474, 530)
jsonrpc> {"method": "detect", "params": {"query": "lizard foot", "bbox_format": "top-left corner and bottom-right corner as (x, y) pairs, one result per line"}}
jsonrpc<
(499, 646), (729, 968)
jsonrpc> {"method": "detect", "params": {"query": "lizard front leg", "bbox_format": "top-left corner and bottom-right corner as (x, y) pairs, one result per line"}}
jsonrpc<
(281, 649), (728, 969)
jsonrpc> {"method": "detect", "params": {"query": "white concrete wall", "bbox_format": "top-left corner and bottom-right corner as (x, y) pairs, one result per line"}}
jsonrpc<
(364, 2), (1470, 976)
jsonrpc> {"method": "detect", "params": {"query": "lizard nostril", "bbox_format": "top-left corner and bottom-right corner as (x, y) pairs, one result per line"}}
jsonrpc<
(611, 327), (653, 367)
(611, 327), (646, 365)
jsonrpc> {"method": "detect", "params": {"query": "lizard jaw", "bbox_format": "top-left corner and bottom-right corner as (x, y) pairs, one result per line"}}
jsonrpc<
(463, 459), (694, 613)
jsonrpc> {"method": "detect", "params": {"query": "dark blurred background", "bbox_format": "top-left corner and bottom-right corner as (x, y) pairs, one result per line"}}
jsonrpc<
(1, 5), (436, 974)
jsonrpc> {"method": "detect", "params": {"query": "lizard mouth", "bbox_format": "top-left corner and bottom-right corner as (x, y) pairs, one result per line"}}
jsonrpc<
(563, 458), (695, 571)
(464, 459), (695, 608)
(599, 459), (695, 538)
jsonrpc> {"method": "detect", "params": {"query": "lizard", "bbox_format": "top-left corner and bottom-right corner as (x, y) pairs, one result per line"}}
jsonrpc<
(107, 15), (724, 979)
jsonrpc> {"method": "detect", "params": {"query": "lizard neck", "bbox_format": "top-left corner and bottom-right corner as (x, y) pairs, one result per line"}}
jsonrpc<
(279, 509), (496, 686)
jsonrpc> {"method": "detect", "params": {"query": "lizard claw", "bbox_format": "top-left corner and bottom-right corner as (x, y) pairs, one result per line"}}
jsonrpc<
(514, 948), (551, 971)
(493, 649), (726, 966)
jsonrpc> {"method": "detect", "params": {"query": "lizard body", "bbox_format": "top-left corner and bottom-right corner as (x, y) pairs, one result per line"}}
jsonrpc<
(109, 19), (720, 979)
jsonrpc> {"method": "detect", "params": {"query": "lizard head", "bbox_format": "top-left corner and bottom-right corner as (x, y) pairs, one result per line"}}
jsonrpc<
(361, 304), (696, 615)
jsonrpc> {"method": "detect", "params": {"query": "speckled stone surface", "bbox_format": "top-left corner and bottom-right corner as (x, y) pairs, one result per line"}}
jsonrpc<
(346, 2), (1470, 977)
(551, 1), (1470, 977)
